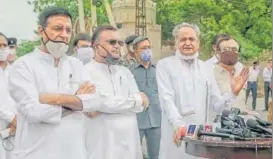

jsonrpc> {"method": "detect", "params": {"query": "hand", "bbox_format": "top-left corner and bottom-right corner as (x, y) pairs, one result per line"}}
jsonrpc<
(139, 92), (149, 110)
(231, 68), (249, 96)
(173, 126), (187, 147)
(76, 81), (96, 95)
(7, 115), (17, 129)
(84, 112), (101, 119)
(9, 125), (16, 136)
(7, 115), (17, 136)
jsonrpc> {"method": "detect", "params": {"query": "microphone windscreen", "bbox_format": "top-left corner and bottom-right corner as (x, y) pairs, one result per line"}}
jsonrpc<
(222, 110), (231, 117)
(246, 119), (258, 128)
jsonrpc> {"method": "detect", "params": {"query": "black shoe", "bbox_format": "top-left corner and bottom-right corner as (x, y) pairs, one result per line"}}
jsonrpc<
(262, 109), (268, 111)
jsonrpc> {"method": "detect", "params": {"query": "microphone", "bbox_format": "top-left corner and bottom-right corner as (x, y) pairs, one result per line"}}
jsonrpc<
(246, 119), (272, 135)
(183, 124), (247, 140)
(221, 110), (246, 128)
(197, 128), (246, 140)
(254, 116), (272, 127)
(215, 127), (253, 138)
(221, 112), (239, 129)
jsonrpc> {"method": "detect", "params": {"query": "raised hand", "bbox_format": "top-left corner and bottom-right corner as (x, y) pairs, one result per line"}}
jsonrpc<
(231, 67), (249, 96)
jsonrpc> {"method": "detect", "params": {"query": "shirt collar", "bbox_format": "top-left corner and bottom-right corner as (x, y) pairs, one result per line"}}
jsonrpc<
(35, 48), (68, 61)
(215, 63), (238, 75)
(134, 62), (155, 69)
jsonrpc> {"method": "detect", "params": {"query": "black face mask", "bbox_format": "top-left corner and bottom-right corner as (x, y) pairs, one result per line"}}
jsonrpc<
(219, 51), (238, 66)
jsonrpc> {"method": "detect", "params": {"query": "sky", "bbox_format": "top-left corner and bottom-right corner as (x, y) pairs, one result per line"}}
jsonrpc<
(0, 0), (38, 42)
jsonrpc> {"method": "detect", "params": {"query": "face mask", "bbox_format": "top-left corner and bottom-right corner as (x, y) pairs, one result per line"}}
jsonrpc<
(9, 49), (16, 55)
(99, 44), (120, 65)
(45, 40), (69, 58)
(42, 29), (69, 58)
(77, 47), (94, 64)
(104, 55), (120, 65)
(219, 51), (238, 66)
(141, 49), (152, 62)
(0, 48), (10, 61)
(176, 50), (199, 60)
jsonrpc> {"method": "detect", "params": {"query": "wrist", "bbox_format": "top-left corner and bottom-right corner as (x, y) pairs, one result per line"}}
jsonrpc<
(55, 94), (63, 106)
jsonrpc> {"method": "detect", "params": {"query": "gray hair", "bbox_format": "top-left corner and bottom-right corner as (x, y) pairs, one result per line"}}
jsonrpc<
(172, 22), (200, 39)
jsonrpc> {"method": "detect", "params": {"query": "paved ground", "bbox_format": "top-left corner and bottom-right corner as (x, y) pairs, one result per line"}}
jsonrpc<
(141, 97), (270, 158)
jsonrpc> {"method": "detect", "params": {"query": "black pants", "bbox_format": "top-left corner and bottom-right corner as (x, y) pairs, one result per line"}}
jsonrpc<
(264, 81), (272, 110)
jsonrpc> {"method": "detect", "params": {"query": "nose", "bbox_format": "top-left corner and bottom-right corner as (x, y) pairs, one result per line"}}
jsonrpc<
(185, 39), (191, 45)
(114, 42), (120, 49)
(59, 29), (70, 41)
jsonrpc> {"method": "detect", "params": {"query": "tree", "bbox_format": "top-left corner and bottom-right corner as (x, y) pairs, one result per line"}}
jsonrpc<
(17, 40), (41, 57)
(155, 0), (272, 60)
(27, 0), (271, 60)
(27, 0), (109, 25)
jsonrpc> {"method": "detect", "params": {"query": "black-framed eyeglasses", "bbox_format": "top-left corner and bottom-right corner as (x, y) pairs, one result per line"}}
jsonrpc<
(106, 39), (124, 46)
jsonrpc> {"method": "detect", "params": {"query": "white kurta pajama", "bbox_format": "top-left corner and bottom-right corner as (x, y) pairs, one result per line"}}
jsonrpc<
(156, 52), (237, 159)
(84, 60), (144, 159)
(8, 49), (99, 159)
(0, 65), (17, 159)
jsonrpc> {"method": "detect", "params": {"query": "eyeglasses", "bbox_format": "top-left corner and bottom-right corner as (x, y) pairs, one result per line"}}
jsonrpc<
(106, 39), (124, 46)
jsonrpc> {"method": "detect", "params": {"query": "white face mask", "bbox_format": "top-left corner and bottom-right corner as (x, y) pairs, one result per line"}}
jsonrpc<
(9, 49), (16, 55)
(45, 40), (69, 58)
(0, 48), (10, 61)
(77, 47), (94, 64)
(176, 50), (199, 60)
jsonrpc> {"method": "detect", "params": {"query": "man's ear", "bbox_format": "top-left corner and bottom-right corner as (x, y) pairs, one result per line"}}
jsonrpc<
(37, 25), (44, 36)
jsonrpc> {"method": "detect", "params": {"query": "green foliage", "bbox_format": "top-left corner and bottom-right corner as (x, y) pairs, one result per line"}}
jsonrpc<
(27, 0), (109, 24)
(17, 40), (41, 57)
(155, 0), (272, 60)
(26, 0), (271, 60)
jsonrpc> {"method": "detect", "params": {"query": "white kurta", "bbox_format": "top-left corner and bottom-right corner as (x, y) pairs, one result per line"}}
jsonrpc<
(0, 65), (17, 159)
(84, 60), (144, 159)
(8, 49), (98, 159)
(156, 52), (236, 159)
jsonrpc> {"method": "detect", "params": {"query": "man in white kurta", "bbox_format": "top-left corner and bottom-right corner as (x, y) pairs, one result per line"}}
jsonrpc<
(156, 23), (249, 159)
(0, 32), (17, 159)
(84, 26), (149, 159)
(8, 7), (99, 159)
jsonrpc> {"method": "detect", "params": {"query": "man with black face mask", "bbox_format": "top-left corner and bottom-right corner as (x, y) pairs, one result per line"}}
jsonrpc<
(83, 25), (149, 159)
(207, 36), (251, 122)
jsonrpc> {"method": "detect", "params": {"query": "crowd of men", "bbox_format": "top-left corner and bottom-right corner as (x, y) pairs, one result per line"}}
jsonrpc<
(0, 6), (271, 159)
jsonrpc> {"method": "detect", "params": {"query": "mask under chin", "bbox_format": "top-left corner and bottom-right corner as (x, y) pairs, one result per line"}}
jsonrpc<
(104, 55), (120, 65)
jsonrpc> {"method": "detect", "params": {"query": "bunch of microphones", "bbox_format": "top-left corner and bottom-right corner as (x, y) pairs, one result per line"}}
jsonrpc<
(183, 108), (272, 141)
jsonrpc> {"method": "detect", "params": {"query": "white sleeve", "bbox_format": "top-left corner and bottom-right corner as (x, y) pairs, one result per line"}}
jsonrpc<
(156, 60), (183, 130)
(0, 108), (15, 123)
(80, 68), (143, 113)
(208, 67), (237, 113)
(9, 60), (62, 124)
